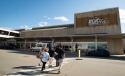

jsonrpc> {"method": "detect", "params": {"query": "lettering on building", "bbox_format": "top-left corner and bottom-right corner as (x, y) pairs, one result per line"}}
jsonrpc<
(88, 17), (108, 26)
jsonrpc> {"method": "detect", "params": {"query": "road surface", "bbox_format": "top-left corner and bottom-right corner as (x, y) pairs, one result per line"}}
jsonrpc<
(0, 49), (39, 75)
(1, 49), (125, 76)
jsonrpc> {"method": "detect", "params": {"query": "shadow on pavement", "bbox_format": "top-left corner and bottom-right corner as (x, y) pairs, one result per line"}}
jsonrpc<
(7, 70), (60, 75)
(7, 66), (60, 75)
(108, 55), (125, 61)
(7, 70), (42, 75)
(13, 66), (40, 69)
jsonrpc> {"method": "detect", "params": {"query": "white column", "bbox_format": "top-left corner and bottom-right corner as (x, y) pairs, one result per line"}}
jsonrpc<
(95, 34), (98, 50)
(24, 40), (26, 49)
(30, 42), (32, 49)
(71, 37), (74, 52)
(52, 38), (55, 47)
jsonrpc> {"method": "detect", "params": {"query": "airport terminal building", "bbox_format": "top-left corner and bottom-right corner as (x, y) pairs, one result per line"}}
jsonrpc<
(1, 7), (124, 55)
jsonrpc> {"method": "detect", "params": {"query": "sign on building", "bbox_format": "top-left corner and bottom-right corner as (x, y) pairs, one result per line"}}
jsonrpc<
(88, 17), (107, 26)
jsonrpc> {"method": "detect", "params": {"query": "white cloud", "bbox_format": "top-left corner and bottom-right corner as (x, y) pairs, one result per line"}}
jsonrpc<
(119, 9), (125, 33)
(38, 21), (48, 26)
(19, 16), (69, 29)
(54, 16), (69, 21)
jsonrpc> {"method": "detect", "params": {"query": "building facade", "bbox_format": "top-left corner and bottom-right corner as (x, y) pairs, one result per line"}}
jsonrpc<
(15, 7), (124, 55)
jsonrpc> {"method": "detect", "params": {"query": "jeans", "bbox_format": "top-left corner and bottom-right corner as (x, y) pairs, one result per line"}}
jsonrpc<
(41, 61), (47, 71)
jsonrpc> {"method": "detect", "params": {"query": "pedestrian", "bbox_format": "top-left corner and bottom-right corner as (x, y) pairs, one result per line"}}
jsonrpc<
(54, 45), (65, 73)
(36, 48), (44, 66)
(40, 47), (50, 71)
(48, 47), (55, 68)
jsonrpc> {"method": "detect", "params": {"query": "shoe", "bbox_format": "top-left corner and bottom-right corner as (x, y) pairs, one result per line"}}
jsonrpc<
(41, 69), (43, 71)
(41, 68), (45, 71)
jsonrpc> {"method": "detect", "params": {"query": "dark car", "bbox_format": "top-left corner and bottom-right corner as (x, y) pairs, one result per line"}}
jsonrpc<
(86, 48), (110, 57)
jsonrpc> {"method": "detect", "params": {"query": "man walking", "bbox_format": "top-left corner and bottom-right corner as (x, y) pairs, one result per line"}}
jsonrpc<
(54, 45), (65, 73)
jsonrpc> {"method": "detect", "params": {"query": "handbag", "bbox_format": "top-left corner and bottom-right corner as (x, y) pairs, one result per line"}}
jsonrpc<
(36, 53), (41, 58)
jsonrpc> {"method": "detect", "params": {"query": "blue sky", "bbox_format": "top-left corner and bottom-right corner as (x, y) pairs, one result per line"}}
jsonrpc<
(0, 0), (125, 32)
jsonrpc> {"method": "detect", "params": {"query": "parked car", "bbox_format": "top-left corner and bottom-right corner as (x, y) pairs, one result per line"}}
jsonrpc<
(86, 48), (110, 57)
(31, 43), (48, 52)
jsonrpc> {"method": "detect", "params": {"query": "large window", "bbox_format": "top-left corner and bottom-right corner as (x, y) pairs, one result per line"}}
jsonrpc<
(10, 32), (20, 37)
(88, 42), (107, 50)
(0, 30), (9, 35)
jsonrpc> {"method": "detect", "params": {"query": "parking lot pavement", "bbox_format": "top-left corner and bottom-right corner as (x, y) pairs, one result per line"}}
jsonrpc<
(5, 57), (125, 76)
(46, 57), (125, 76)
(0, 49), (73, 76)
(5, 58), (72, 76)
(0, 49), (40, 75)
(1, 49), (125, 76)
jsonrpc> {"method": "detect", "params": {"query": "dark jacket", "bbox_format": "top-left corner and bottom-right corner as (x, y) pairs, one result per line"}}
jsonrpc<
(54, 47), (65, 60)
(48, 49), (55, 57)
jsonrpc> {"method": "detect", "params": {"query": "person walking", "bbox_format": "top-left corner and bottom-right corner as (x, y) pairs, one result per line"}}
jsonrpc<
(54, 45), (65, 73)
(40, 48), (50, 71)
(48, 47), (55, 68)
(37, 48), (44, 66)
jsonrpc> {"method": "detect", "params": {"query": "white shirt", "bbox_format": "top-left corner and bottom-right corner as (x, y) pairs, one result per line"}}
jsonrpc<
(41, 52), (50, 62)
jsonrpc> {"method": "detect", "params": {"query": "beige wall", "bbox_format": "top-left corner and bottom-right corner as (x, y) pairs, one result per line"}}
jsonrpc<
(123, 39), (125, 49)
(107, 38), (124, 55)
(75, 8), (120, 27)
(20, 28), (74, 38)
(75, 7), (121, 34)
(19, 7), (124, 55)
(75, 13), (119, 27)
(74, 25), (121, 35)
(74, 7), (124, 55)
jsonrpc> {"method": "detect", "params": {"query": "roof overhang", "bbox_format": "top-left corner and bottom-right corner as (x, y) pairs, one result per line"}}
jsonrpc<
(0, 35), (15, 38)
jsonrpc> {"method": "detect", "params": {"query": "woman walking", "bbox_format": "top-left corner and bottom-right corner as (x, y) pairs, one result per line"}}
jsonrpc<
(40, 48), (50, 71)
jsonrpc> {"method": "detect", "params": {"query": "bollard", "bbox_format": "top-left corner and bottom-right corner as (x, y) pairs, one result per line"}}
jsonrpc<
(76, 49), (82, 60)
(78, 49), (80, 58)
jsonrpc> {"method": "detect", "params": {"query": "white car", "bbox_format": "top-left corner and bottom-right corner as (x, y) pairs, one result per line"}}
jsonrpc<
(31, 43), (48, 52)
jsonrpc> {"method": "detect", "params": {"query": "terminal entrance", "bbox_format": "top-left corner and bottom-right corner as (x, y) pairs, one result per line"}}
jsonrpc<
(55, 42), (108, 53)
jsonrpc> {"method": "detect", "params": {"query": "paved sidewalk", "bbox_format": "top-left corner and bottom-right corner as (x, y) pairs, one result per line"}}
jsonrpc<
(2, 49), (125, 76)
(46, 57), (125, 76)
(5, 58), (72, 76)
(5, 57), (125, 76)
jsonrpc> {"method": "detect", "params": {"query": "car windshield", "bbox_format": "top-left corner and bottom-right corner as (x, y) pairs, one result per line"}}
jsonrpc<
(37, 44), (46, 47)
